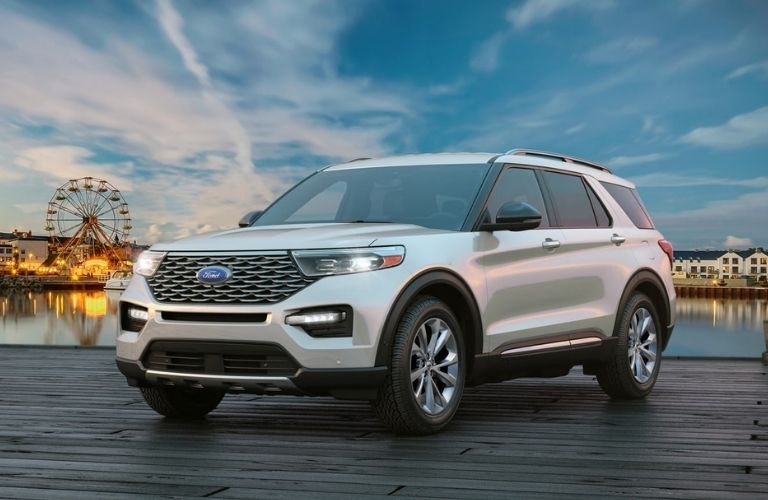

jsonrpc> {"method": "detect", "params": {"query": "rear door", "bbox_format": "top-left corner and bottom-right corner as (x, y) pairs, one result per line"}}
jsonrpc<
(538, 170), (636, 340)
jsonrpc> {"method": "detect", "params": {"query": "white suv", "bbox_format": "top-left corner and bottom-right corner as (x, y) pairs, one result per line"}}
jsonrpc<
(117, 149), (675, 434)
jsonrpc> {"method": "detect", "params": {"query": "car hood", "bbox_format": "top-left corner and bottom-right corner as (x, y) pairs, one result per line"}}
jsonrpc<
(151, 223), (451, 252)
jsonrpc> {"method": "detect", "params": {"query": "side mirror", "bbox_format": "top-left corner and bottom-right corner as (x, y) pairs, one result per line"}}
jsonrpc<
(480, 202), (542, 232)
(238, 210), (263, 228)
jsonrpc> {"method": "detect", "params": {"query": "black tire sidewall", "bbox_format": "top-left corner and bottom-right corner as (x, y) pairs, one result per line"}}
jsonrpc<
(393, 298), (466, 429)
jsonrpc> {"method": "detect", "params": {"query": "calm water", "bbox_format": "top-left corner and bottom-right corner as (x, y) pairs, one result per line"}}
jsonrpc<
(0, 291), (766, 357)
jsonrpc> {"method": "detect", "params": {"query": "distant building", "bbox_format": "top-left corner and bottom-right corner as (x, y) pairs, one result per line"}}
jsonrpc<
(0, 230), (51, 273)
(674, 248), (768, 282)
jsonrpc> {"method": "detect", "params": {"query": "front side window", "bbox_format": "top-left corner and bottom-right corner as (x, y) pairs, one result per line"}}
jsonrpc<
(484, 167), (549, 227)
(255, 164), (490, 231)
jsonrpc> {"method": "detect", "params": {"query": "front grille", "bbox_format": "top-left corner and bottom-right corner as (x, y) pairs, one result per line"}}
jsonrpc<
(147, 252), (315, 304)
(143, 341), (299, 377)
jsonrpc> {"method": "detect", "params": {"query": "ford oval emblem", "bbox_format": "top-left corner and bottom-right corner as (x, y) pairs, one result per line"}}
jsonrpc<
(196, 266), (232, 285)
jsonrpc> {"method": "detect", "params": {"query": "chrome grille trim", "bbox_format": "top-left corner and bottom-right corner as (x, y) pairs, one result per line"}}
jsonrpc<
(147, 253), (316, 304)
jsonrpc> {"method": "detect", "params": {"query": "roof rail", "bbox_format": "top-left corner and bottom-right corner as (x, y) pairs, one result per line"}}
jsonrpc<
(504, 149), (612, 174)
(346, 157), (372, 163)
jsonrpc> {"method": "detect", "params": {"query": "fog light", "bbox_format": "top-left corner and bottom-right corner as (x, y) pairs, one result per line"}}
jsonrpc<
(128, 307), (149, 321)
(286, 311), (345, 326)
(121, 302), (148, 333)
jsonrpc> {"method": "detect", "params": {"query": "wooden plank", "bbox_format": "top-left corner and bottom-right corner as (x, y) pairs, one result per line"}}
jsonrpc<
(0, 348), (765, 499)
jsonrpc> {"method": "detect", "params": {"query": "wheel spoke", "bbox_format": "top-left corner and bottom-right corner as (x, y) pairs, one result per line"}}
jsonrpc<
(424, 375), (435, 412)
(432, 378), (448, 407)
(432, 368), (456, 387)
(411, 366), (427, 382)
(433, 329), (450, 357)
(417, 325), (429, 354)
(434, 354), (458, 370)
(639, 346), (656, 361)
(414, 375), (426, 398)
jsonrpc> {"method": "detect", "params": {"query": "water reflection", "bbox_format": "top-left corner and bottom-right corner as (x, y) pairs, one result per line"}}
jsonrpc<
(666, 298), (766, 358)
(0, 292), (765, 356)
(675, 298), (767, 332)
(0, 290), (119, 346)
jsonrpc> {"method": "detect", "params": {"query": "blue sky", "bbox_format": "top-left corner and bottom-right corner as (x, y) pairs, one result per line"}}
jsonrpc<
(0, 0), (766, 249)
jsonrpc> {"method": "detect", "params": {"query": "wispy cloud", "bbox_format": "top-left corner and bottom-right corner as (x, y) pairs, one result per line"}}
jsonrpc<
(14, 146), (135, 189)
(565, 123), (585, 135)
(607, 153), (668, 168)
(584, 36), (658, 64)
(726, 59), (768, 80)
(681, 106), (768, 148)
(507, 0), (614, 30)
(470, 32), (506, 72)
(629, 173), (768, 188)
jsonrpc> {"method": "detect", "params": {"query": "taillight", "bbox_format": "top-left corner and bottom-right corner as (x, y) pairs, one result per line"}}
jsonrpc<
(658, 239), (674, 266)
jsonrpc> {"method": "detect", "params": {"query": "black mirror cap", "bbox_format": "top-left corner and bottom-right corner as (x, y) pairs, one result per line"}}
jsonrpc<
(238, 210), (263, 228)
(480, 202), (542, 232)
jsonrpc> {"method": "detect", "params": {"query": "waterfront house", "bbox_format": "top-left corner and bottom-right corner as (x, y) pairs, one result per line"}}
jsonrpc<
(673, 248), (767, 282)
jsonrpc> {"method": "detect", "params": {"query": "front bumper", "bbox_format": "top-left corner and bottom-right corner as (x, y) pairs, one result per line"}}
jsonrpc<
(116, 356), (388, 400)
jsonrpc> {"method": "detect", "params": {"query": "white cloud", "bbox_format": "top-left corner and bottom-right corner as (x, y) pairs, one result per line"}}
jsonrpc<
(0, 164), (24, 181)
(641, 116), (665, 136)
(565, 123), (585, 135)
(470, 32), (506, 72)
(0, 2), (415, 242)
(607, 153), (668, 168)
(681, 106), (768, 148)
(584, 36), (658, 64)
(14, 146), (134, 190)
(726, 59), (768, 81)
(723, 235), (753, 248)
(653, 190), (768, 249)
(629, 173), (768, 188)
(507, 0), (614, 30)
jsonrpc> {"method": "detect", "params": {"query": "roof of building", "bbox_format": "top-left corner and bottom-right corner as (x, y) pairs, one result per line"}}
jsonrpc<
(674, 250), (724, 260)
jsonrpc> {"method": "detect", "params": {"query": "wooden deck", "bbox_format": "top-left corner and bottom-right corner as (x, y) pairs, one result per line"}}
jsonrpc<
(0, 347), (766, 499)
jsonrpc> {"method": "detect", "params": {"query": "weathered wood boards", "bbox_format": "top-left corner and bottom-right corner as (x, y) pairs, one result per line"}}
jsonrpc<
(0, 347), (766, 499)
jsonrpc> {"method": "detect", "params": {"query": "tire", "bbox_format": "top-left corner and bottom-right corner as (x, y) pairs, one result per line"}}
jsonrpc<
(597, 292), (662, 399)
(372, 296), (466, 434)
(140, 386), (224, 419)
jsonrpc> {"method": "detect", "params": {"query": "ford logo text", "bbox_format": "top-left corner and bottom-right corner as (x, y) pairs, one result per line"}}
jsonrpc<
(196, 266), (232, 285)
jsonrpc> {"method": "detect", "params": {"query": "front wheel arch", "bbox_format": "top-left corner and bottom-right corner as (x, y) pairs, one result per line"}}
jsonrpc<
(374, 270), (482, 370)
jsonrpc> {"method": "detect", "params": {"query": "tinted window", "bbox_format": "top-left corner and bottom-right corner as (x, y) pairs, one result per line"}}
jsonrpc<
(585, 183), (612, 227)
(256, 164), (490, 231)
(600, 182), (654, 229)
(543, 171), (597, 227)
(485, 168), (549, 227)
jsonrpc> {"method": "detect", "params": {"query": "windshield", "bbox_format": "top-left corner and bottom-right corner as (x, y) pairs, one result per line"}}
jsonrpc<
(255, 164), (490, 231)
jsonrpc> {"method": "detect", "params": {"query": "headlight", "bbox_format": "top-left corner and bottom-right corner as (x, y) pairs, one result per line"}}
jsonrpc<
(133, 251), (166, 277)
(292, 246), (405, 277)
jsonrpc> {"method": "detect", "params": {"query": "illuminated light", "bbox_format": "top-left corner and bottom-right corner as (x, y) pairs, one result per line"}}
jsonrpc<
(286, 311), (346, 326)
(134, 251), (166, 277)
(84, 296), (107, 317)
(127, 307), (149, 321)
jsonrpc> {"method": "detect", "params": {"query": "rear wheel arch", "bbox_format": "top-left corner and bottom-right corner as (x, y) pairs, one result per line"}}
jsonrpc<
(375, 270), (483, 370)
(616, 269), (672, 350)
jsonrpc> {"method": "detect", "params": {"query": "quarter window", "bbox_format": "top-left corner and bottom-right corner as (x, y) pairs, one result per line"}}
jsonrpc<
(600, 182), (654, 229)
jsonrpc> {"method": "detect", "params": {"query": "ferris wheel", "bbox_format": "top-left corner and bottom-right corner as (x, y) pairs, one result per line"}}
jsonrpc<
(45, 177), (132, 266)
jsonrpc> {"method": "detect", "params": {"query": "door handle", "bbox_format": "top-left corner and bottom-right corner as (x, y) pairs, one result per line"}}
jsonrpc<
(542, 238), (561, 250)
(611, 234), (626, 246)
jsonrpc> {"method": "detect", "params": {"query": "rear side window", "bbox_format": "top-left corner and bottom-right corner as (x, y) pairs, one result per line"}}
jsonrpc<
(600, 182), (654, 229)
(542, 171), (598, 227)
